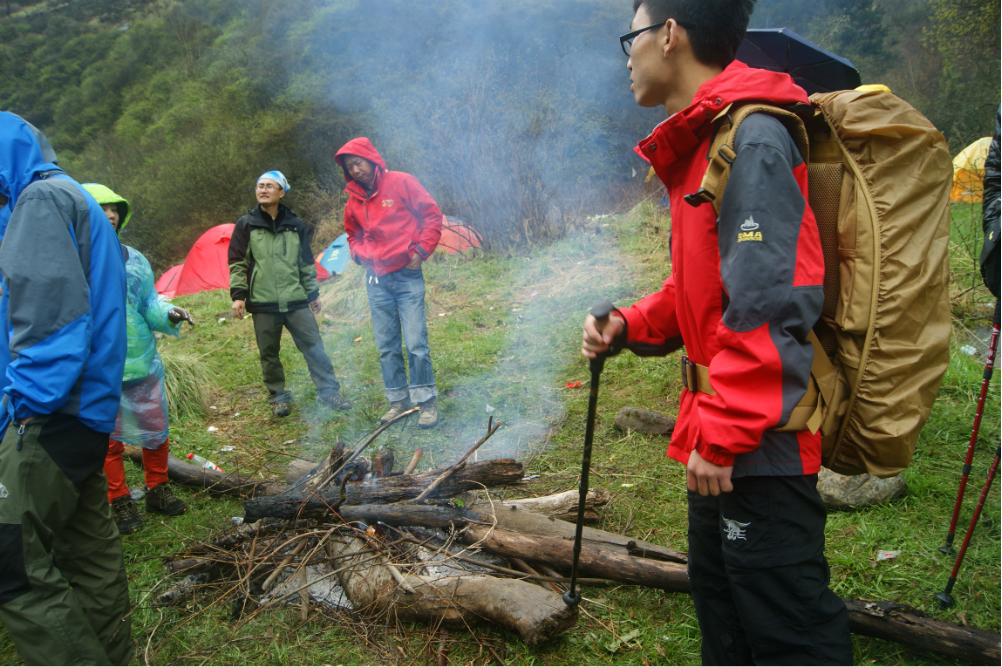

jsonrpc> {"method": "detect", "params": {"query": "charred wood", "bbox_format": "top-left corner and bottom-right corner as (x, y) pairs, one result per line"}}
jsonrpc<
(242, 459), (524, 523)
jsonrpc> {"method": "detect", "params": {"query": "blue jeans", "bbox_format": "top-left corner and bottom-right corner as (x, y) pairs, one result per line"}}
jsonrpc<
(365, 267), (436, 404)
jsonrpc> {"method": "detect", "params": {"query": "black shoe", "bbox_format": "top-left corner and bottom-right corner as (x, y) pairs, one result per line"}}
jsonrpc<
(319, 393), (352, 411)
(146, 483), (187, 516)
(111, 495), (143, 534)
(273, 402), (291, 418)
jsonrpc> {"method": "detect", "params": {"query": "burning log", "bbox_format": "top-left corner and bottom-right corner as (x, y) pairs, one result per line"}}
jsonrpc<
(122, 444), (285, 497)
(329, 532), (578, 645)
(242, 459), (524, 523)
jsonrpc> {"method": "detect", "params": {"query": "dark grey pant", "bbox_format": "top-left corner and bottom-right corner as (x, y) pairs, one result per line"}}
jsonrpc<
(252, 308), (341, 403)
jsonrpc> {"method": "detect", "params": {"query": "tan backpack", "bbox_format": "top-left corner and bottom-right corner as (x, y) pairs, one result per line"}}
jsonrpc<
(687, 90), (953, 478)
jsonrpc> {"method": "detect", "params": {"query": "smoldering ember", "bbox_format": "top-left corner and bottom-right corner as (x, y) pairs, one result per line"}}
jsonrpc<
(0, 0), (1000, 666)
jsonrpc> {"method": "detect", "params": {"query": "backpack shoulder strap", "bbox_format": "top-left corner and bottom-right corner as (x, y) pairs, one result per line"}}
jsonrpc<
(685, 103), (811, 216)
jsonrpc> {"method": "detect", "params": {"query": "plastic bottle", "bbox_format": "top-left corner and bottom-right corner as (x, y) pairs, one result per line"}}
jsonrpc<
(186, 453), (223, 472)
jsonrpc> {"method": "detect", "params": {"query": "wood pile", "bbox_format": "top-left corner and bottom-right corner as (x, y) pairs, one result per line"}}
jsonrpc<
(152, 423), (1001, 663)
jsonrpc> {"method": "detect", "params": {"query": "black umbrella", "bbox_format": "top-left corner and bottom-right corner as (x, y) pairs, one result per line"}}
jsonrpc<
(737, 28), (861, 95)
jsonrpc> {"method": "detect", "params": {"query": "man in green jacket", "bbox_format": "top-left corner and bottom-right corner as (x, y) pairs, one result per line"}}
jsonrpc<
(228, 171), (351, 417)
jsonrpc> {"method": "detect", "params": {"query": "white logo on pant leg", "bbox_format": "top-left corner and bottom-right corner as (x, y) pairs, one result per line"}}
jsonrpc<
(740, 216), (759, 231)
(722, 516), (750, 540)
(0, 483), (8, 499)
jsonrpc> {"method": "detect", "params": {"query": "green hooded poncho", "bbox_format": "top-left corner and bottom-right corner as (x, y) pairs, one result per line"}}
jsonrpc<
(83, 183), (181, 448)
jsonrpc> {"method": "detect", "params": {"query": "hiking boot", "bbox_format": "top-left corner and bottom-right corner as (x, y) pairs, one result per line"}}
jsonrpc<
(380, 400), (413, 424)
(111, 495), (143, 535)
(319, 393), (352, 411)
(145, 483), (188, 516)
(417, 398), (439, 430)
(273, 402), (291, 418)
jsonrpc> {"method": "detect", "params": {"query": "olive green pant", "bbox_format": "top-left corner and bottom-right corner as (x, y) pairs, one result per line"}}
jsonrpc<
(252, 308), (341, 403)
(0, 416), (132, 665)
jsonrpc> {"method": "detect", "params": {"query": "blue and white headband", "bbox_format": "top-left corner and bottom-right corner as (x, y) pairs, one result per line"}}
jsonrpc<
(257, 170), (290, 193)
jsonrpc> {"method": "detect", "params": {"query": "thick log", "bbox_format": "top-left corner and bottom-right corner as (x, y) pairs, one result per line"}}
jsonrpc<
(843, 598), (1000, 665)
(466, 503), (686, 564)
(243, 459), (524, 523)
(330, 534), (577, 645)
(458, 524), (692, 592)
(123, 444), (286, 497)
(499, 488), (610, 523)
(285, 458), (317, 485)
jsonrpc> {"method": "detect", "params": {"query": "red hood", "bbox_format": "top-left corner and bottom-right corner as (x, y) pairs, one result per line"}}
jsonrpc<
(634, 61), (809, 165)
(335, 137), (388, 198)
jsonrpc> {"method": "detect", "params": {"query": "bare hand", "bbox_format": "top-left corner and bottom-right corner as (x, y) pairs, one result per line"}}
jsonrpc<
(168, 307), (195, 326)
(232, 300), (246, 320)
(310, 299), (322, 314)
(406, 253), (423, 270)
(581, 313), (625, 359)
(686, 449), (734, 496)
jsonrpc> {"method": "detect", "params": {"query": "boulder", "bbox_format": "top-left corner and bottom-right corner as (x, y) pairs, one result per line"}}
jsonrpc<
(613, 407), (675, 436)
(817, 468), (907, 509)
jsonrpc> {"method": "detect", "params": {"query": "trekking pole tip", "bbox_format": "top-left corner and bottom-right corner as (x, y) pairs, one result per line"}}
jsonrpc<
(935, 591), (955, 609)
(562, 590), (582, 607)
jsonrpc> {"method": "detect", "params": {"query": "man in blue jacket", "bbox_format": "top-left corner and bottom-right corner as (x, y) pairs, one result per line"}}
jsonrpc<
(0, 112), (132, 665)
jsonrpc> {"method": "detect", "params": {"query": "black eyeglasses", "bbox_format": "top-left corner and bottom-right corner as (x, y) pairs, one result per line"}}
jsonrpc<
(620, 20), (693, 56)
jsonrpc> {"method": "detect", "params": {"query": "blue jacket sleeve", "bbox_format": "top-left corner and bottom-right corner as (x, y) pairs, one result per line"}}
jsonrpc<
(0, 192), (92, 418)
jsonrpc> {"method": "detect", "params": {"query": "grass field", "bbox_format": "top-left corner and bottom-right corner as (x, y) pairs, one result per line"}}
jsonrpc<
(0, 200), (998, 665)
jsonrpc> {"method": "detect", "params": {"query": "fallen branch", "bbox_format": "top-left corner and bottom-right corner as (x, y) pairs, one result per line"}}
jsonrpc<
(122, 444), (285, 498)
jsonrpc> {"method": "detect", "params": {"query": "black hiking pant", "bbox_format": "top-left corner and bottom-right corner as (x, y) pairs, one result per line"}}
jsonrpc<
(687, 474), (851, 665)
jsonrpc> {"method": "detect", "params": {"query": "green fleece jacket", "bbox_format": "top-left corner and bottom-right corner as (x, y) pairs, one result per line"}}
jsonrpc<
(227, 204), (319, 313)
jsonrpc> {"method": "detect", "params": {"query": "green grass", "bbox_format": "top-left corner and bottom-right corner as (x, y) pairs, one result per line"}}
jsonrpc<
(0, 200), (998, 665)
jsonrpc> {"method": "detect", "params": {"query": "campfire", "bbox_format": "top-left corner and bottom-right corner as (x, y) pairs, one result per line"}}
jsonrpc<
(140, 415), (1000, 664)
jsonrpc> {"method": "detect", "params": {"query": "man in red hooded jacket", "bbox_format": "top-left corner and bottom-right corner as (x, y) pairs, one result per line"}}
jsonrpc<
(335, 138), (443, 428)
(582, 1), (851, 664)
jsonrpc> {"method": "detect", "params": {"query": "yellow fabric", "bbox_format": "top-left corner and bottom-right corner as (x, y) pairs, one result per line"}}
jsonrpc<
(646, 166), (657, 184)
(950, 136), (992, 203)
(855, 84), (892, 94)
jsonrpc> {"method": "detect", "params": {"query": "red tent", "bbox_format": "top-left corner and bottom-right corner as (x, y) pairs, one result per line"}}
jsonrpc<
(438, 217), (482, 254)
(156, 224), (234, 298)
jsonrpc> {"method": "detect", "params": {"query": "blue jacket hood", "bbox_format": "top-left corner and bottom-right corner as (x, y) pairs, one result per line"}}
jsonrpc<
(0, 112), (61, 239)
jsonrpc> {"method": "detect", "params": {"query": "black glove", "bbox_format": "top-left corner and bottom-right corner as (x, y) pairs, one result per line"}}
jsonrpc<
(168, 307), (195, 326)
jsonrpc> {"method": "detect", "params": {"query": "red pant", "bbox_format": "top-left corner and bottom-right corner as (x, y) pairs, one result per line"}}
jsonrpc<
(105, 438), (170, 503)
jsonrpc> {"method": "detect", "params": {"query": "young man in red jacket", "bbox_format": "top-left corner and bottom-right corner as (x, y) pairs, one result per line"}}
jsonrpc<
(335, 138), (443, 428)
(582, 1), (851, 663)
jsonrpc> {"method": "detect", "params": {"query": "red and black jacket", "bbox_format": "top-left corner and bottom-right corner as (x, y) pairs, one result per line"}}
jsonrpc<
(335, 138), (443, 277)
(622, 61), (825, 478)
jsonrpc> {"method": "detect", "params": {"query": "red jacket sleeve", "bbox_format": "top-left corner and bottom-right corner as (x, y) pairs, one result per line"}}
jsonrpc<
(401, 175), (443, 260)
(620, 275), (684, 356)
(692, 114), (824, 467)
(344, 207), (373, 269)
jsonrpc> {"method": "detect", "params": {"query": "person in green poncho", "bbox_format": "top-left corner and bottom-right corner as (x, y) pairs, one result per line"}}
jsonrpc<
(83, 183), (196, 534)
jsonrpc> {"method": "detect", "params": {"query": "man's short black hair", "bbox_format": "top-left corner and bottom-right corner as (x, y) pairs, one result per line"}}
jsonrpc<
(632, 0), (756, 70)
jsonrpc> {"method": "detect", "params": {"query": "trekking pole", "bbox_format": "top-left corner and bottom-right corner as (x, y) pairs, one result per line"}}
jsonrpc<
(564, 299), (614, 608)
(936, 443), (1000, 608)
(940, 300), (1000, 555)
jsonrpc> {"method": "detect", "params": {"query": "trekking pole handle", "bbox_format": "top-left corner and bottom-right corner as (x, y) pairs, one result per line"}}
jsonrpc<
(589, 300), (616, 373)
